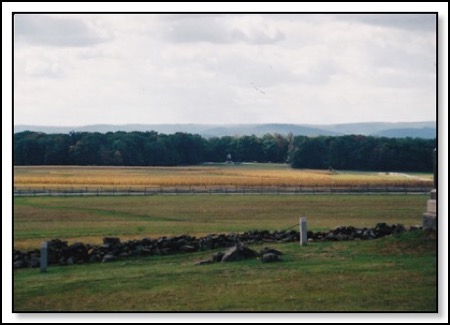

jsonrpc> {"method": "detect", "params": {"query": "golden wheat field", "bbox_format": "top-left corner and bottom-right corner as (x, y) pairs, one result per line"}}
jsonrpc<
(13, 164), (432, 190)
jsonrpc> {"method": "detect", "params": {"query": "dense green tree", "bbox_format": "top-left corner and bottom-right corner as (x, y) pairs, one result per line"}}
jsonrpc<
(290, 136), (329, 169)
(261, 134), (289, 163)
(13, 131), (435, 172)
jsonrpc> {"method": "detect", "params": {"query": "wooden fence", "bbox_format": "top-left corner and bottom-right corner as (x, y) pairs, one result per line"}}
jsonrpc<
(13, 184), (433, 197)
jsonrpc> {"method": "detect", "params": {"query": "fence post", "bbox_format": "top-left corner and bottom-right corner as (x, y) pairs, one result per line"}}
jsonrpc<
(40, 241), (48, 272)
(300, 217), (307, 246)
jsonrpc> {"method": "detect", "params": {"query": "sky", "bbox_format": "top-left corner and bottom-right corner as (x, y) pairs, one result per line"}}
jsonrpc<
(14, 13), (437, 126)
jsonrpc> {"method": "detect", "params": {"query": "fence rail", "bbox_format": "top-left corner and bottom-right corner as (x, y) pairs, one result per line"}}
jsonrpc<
(13, 185), (433, 197)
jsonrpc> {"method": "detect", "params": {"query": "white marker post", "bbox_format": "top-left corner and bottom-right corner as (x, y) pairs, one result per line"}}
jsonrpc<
(40, 241), (48, 272)
(300, 217), (307, 246)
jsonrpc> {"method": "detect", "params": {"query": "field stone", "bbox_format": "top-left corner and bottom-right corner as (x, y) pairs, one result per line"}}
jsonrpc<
(68, 242), (88, 262)
(89, 254), (99, 263)
(158, 248), (172, 255)
(140, 248), (153, 256)
(28, 256), (40, 268)
(103, 237), (121, 249)
(261, 253), (280, 263)
(259, 247), (283, 256)
(392, 224), (406, 234)
(14, 260), (26, 268)
(221, 244), (258, 262)
(180, 245), (197, 253)
(221, 248), (245, 262)
(212, 251), (225, 262)
(102, 254), (117, 263)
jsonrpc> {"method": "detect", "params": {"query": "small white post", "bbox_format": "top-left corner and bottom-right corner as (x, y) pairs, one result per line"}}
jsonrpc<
(40, 241), (48, 272)
(300, 217), (307, 246)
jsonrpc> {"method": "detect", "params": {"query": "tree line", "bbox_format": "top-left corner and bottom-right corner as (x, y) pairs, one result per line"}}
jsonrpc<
(14, 131), (435, 172)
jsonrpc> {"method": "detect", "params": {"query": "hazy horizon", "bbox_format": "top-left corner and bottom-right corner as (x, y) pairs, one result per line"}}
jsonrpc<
(14, 120), (437, 127)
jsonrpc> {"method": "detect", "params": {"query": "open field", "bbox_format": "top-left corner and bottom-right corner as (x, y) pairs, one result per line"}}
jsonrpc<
(14, 195), (428, 250)
(13, 230), (436, 311)
(13, 164), (436, 311)
(14, 164), (433, 190)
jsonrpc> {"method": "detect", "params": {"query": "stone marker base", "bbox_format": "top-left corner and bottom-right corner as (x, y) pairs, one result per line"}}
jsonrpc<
(423, 212), (436, 230)
(423, 190), (436, 231)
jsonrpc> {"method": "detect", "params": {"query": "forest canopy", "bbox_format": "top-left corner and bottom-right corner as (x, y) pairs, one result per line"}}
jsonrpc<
(14, 131), (435, 172)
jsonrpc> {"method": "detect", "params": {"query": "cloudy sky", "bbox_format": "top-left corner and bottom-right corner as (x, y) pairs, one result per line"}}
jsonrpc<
(13, 13), (437, 126)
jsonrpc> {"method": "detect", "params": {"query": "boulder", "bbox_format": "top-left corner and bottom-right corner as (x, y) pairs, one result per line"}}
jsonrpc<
(374, 223), (391, 237)
(47, 239), (68, 264)
(392, 224), (406, 234)
(180, 245), (197, 253)
(102, 237), (121, 249)
(221, 244), (258, 262)
(261, 253), (280, 263)
(28, 256), (40, 268)
(212, 251), (225, 262)
(259, 247), (283, 256)
(89, 254), (101, 263)
(102, 254), (117, 263)
(68, 242), (88, 262)
(14, 260), (26, 268)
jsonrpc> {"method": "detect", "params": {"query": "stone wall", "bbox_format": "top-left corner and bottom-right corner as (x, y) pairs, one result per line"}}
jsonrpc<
(13, 223), (413, 269)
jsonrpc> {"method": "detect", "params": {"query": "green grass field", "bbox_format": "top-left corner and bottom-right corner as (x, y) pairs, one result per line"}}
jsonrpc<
(14, 230), (436, 311)
(14, 195), (428, 249)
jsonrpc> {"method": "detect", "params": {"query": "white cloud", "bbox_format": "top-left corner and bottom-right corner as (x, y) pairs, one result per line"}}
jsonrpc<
(14, 14), (112, 47)
(162, 14), (284, 45)
(13, 13), (437, 126)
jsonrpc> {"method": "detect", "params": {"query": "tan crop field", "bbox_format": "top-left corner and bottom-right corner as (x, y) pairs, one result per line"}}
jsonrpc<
(13, 164), (432, 190)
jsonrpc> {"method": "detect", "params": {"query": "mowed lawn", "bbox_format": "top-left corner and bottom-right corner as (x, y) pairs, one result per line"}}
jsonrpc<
(14, 195), (428, 249)
(14, 231), (436, 311)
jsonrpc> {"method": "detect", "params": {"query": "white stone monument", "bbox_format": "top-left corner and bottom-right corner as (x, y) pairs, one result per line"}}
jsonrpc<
(40, 241), (48, 272)
(300, 217), (307, 246)
(423, 149), (436, 230)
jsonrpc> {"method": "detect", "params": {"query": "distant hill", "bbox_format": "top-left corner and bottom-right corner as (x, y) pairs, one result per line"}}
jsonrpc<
(373, 127), (436, 139)
(314, 121), (436, 137)
(14, 121), (436, 139)
(200, 124), (341, 137)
